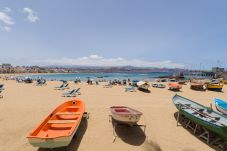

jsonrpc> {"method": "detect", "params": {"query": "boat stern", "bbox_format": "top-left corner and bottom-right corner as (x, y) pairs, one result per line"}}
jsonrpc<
(27, 135), (73, 148)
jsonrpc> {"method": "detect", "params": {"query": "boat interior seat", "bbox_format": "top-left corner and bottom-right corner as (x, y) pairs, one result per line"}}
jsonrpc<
(66, 106), (79, 109)
(184, 104), (191, 107)
(56, 112), (81, 115)
(192, 112), (198, 115)
(57, 116), (79, 120)
(49, 124), (72, 129)
(214, 117), (221, 121)
(48, 120), (77, 124)
(176, 103), (191, 108)
(197, 108), (204, 112)
(209, 117), (221, 124)
(209, 119), (217, 123)
(192, 108), (204, 115)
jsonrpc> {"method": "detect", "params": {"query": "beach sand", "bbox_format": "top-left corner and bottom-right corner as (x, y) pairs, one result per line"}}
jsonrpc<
(0, 80), (226, 151)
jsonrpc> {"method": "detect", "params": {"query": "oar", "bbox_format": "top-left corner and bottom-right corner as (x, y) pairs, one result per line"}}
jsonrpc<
(178, 103), (227, 126)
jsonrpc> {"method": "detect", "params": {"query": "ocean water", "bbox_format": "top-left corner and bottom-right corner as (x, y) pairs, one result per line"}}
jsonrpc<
(29, 72), (173, 81)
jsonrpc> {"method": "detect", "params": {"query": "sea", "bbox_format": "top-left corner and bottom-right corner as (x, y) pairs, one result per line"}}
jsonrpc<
(28, 72), (173, 81)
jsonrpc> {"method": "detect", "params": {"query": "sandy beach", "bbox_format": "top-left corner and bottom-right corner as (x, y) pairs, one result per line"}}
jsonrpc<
(0, 80), (226, 151)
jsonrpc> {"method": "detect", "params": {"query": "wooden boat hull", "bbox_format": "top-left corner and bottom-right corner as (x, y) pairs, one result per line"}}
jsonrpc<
(173, 95), (227, 141)
(111, 113), (141, 124)
(179, 109), (227, 141)
(178, 80), (187, 85)
(190, 85), (206, 91)
(27, 99), (85, 148)
(137, 81), (150, 91)
(190, 82), (206, 91)
(152, 84), (165, 88)
(207, 84), (223, 91)
(28, 123), (80, 148)
(215, 98), (227, 115)
(138, 85), (150, 90)
(168, 83), (182, 90)
(110, 106), (142, 125)
(216, 104), (227, 115)
(223, 80), (227, 84)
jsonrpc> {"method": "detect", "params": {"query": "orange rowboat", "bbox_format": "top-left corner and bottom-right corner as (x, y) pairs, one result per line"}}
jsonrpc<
(168, 82), (182, 91)
(27, 99), (85, 148)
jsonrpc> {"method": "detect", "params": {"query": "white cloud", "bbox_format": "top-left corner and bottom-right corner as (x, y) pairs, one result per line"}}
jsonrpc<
(0, 11), (14, 25)
(89, 54), (103, 59)
(0, 11), (14, 31)
(34, 54), (184, 68)
(23, 7), (39, 23)
(3, 7), (12, 13)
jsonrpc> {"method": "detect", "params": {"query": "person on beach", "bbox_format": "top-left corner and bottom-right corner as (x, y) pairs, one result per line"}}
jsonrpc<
(128, 78), (131, 85)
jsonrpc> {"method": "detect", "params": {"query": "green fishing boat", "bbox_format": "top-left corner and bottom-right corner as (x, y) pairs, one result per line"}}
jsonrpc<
(172, 94), (227, 141)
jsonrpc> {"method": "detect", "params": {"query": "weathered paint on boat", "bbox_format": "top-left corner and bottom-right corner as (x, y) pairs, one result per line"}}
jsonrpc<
(207, 83), (223, 91)
(173, 94), (227, 141)
(27, 99), (85, 148)
(137, 81), (150, 90)
(215, 98), (227, 115)
(190, 82), (206, 91)
(152, 83), (166, 88)
(168, 83), (182, 90)
(110, 106), (142, 125)
(222, 80), (227, 84)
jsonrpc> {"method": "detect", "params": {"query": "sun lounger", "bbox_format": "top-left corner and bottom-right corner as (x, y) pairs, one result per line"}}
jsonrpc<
(54, 83), (64, 89)
(74, 88), (81, 95)
(16, 78), (23, 83)
(36, 79), (46, 86)
(64, 83), (69, 89)
(103, 84), (112, 88)
(125, 86), (136, 92)
(62, 88), (81, 97)
(62, 89), (76, 97)
(55, 83), (69, 90)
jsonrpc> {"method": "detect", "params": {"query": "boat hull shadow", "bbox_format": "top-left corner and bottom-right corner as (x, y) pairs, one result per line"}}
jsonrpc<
(111, 120), (146, 146)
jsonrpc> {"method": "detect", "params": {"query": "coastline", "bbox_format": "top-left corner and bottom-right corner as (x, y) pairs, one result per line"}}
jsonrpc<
(0, 72), (171, 82)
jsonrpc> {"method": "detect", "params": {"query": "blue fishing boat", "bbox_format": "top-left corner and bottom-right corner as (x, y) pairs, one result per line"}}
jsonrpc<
(215, 98), (227, 115)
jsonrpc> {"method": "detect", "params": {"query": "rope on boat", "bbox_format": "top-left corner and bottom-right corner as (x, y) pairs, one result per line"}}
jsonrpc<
(177, 102), (227, 126)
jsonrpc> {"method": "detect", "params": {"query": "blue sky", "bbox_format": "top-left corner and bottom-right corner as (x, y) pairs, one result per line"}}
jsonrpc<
(0, 0), (227, 69)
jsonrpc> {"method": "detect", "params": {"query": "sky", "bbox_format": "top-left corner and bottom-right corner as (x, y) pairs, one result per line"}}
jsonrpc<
(0, 0), (227, 69)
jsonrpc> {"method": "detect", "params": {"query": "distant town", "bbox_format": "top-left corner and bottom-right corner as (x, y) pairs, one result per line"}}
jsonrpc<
(0, 63), (227, 79)
(0, 63), (185, 74)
